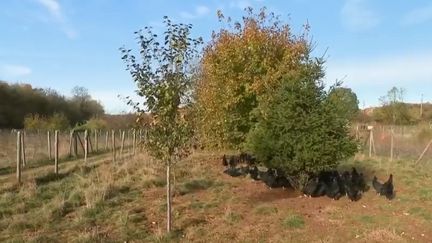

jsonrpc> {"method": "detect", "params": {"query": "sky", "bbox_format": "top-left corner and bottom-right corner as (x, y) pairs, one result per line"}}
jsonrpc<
(1, 0), (432, 113)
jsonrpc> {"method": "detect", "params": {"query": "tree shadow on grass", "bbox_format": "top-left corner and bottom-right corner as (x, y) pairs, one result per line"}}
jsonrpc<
(35, 171), (72, 186)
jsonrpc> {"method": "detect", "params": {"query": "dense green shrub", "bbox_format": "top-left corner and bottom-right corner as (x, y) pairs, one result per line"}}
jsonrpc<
(245, 60), (358, 189)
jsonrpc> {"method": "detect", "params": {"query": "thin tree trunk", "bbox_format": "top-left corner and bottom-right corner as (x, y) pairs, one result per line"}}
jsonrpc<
(166, 159), (172, 232)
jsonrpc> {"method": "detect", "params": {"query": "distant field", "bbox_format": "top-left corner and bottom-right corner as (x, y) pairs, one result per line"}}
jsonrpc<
(0, 150), (430, 242)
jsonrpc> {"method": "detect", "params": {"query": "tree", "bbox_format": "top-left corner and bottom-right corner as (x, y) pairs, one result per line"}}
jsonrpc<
(194, 8), (311, 148)
(120, 17), (202, 232)
(245, 61), (358, 189)
(328, 87), (359, 120)
(375, 87), (412, 125)
(0, 81), (104, 129)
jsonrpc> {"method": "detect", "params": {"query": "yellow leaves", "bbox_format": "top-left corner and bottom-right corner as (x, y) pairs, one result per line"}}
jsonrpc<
(194, 8), (313, 148)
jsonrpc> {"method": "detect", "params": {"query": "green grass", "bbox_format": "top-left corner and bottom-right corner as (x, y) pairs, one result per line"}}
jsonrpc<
(224, 211), (243, 224)
(282, 213), (305, 229)
(178, 178), (215, 195)
(357, 215), (375, 224)
(254, 205), (278, 215)
(408, 207), (432, 221)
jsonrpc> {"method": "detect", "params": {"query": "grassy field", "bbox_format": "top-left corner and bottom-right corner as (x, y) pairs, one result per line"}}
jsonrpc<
(0, 150), (431, 242)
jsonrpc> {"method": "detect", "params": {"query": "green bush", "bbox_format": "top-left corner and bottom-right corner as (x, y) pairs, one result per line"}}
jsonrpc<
(245, 62), (357, 189)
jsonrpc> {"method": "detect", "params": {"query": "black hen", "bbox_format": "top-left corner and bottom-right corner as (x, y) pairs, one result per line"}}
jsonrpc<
(222, 155), (228, 166)
(238, 166), (250, 176)
(312, 181), (328, 197)
(344, 181), (362, 201)
(249, 166), (260, 181)
(326, 177), (343, 200)
(275, 173), (291, 189)
(303, 177), (319, 196)
(240, 152), (257, 166)
(259, 169), (279, 188)
(380, 174), (394, 200)
(223, 167), (243, 177)
(372, 176), (383, 194)
(228, 155), (240, 168)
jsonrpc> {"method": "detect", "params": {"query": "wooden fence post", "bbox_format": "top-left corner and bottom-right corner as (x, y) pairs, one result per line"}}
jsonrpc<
(132, 129), (136, 156)
(111, 130), (116, 163)
(120, 130), (125, 158)
(21, 131), (26, 167)
(47, 131), (52, 160)
(94, 130), (98, 152)
(105, 131), (109, 151)
(415, 138), (432, 165)
(390, 126), (394, 162)
(16, 131), (22, 183)
(368, 127), (375, 158)
(84, 130), (88, 163)
(69, 130), (73, 157)
(74, 131), (78, 157)
(55, 130), (59, 174)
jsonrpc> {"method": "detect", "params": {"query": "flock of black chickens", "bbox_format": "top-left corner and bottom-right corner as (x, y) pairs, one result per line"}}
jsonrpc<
(222, 153), (395, 201)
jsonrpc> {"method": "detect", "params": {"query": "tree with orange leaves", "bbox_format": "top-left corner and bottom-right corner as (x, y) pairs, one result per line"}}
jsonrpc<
(194, 7), (312, 148)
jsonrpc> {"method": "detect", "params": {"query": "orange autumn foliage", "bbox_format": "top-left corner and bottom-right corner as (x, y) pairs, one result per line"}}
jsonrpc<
(194, 8), (312, 148)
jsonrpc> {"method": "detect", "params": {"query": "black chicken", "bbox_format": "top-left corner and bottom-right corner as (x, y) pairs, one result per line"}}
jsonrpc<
(223, 167), (243, 177)
(228, 155), (240, 168)
(303, 177), (319, 196)
(326, 177), (343, 200)
(222, 155), (228, 166)
(372, 176), (383, 194)
(380, 174), (394, 200)
(312, 181), (328, 197)
(259, 169), (279, 188)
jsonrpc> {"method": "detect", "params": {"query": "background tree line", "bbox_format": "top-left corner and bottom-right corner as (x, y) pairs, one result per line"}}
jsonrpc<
(0, 81), (104, 129)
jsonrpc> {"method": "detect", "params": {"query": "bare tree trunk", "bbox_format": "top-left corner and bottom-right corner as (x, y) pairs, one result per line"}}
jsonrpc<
(166, 159), (172, 232)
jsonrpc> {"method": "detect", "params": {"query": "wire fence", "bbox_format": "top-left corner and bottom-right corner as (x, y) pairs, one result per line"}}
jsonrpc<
(0, 129), (143, 171)
(355, 124), (432, 164)
(1, 125), (432, 179)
